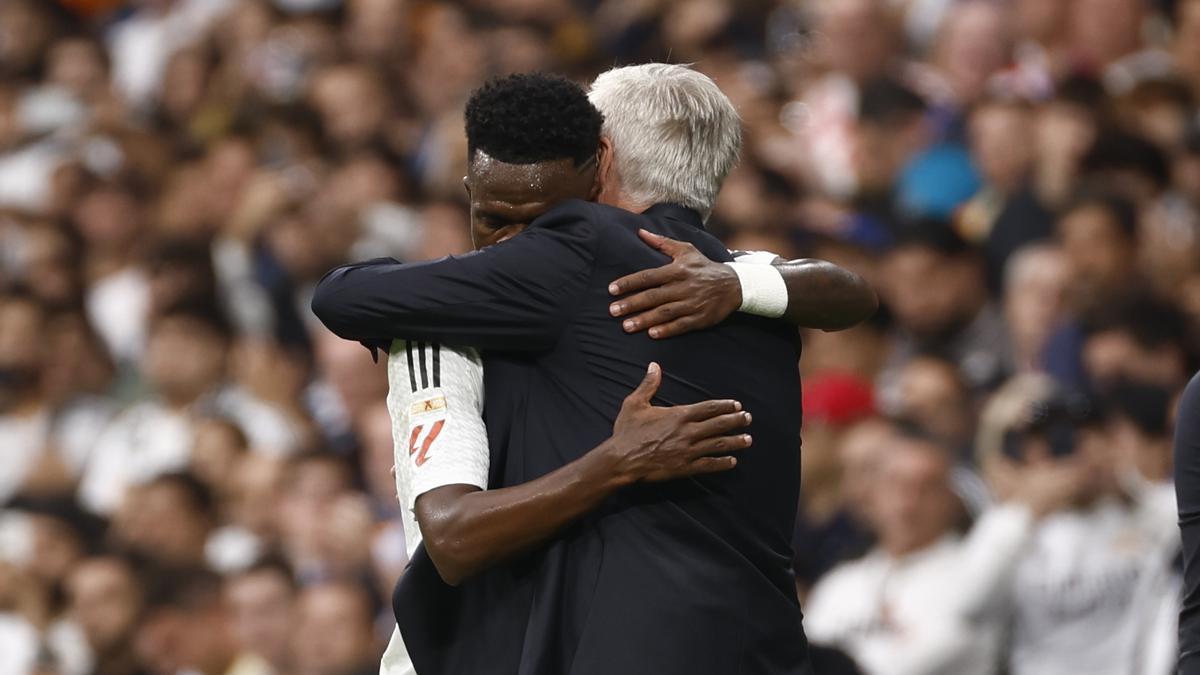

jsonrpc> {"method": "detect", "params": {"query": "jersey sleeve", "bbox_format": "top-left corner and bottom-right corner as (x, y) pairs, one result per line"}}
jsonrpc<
(388, 340), (490, 510)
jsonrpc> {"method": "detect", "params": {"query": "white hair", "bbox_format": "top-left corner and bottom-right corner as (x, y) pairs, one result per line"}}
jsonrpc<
(588, 63), (741, 219)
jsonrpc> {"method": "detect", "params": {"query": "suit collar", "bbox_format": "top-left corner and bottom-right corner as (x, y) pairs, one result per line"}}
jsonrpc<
(643, 203), (705, 231)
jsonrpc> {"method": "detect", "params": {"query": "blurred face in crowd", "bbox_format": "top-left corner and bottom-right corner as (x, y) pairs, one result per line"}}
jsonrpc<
(225, 567), (295, 669)
(142, 314), (228, 406)
(1176, 0), (1200, 81)
(872, 437), (961, 557)
(1004, 244), (1069, 366)
(935, 1), (1012, 106)
(115, 480), (211, 566)
(358, 401), (400, 507)
(279, 456), (352, 558)
(894, 357), (973, 448)
(811, 0), (895, 83)
(1057, 203), (1136, 308)
(42, 312), (113, 403)
(67, 558), (142, 655)
(880, 244), (983, 339)
(72, 184), (141, 251)
(292, 583), (377, 675)
(464, 150), (599, 250)
(228, 454), (284, 537)
(309, 65), (387, 150)
(417, 201), (473, 260)
(313, 328), (387, 420)
(191, 418), (247, 499)
(1013, 0), (1070, 44)
(159, 47), (211, 123)
(136, 593), (237, 675)
(21, 224), (78, 307)
(27, 514), (85, 587)
(1070, 0), (1144, 67)
(0, 294), (45, 411)
(0, 0), (55, 76)
(970, 102), (1035, 192)
(837, 417), (894, 524)
(344, 0), (407, 60)
(46, 38), (107, 99)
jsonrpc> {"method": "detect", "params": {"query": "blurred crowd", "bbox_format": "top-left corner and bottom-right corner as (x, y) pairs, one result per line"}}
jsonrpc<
(0, 0), (1198, 674)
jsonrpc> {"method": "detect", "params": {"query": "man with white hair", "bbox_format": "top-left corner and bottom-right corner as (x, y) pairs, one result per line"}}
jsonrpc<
(316, 65), (875, 674)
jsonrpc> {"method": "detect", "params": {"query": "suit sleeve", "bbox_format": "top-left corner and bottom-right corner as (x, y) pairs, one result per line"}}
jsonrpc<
(311, 220), (595, 351)
(1176, 371), (1200, 673)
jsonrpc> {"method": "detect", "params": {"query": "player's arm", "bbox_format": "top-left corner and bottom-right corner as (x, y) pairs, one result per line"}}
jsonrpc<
(607, 229), (877, 338)
(414, 363), (752, 586)
(311, 221), (592, 351)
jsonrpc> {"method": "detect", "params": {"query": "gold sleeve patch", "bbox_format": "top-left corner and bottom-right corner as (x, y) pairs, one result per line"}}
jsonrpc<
(411, 395), (448, 416)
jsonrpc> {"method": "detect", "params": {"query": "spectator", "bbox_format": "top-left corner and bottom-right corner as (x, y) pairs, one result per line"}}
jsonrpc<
(135, 566), (271, 675)
(877, 221), (1012, 397)
(66, 556), (144, 675)
(805, 427), (1003, 675)
(975, 375), (1180, 675)
(292, 582), (379, 675)
(225, 557), (297, 674)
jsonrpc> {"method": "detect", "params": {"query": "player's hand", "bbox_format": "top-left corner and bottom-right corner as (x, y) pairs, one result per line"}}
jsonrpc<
(606, 362), (752, 483)
(608, 229), (742, 339)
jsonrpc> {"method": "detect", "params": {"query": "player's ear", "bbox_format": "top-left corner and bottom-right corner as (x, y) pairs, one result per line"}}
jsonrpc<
(591, 137), (614, 201)
(462, 175), (471, 197)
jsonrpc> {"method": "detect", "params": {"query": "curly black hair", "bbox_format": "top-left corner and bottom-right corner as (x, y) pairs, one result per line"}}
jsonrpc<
(465, 73), (603, 167)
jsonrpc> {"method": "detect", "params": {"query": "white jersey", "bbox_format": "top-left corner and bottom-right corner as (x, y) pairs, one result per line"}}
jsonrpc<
(380, 339), (489, 675)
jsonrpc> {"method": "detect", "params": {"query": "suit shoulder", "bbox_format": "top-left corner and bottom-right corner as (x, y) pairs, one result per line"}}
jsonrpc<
(531, 198), (604, 229)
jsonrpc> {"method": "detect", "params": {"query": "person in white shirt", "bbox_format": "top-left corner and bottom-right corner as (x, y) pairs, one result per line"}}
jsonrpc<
(972, 374), (1180, 675)
(805, 425), (1006, 675)
(82, 302), (300, 515)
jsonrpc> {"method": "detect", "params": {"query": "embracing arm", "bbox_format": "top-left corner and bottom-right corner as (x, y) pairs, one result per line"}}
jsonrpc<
(311, 223), (593, 351)
(608, 230), (876, 338)
(414, 363), (752, 585)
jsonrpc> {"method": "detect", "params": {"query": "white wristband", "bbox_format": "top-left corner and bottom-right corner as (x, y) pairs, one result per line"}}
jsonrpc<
(726, 262), (788, 318)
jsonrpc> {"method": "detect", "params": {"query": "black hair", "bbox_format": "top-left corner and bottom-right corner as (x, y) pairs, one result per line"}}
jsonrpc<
(4, 494), (107, 555)
(143, 564), (222, 613)
(1054, 75), (1108, 110)
(890, 217), (972, 256)
(464, 73), (603, 167)
(1104, 378), (1173, 438)
(858, 76), (926, 127)
(146, 471), (217, 523)
(1083, 294), (1188, 351)
(1081, 131), (1171, 191)
(235, 552), (299, 591)
(1062, 190), (1139, 240)
(153, 299), (233, 344)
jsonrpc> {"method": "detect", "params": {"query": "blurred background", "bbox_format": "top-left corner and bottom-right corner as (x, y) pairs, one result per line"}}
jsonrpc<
(0, 0), (1198, 674)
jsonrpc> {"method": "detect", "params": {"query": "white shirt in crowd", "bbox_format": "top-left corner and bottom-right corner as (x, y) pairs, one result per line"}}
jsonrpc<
(806, 488), (1180, 675)
(79, 387), (301, 515)
(1006, 489), (1178, 675)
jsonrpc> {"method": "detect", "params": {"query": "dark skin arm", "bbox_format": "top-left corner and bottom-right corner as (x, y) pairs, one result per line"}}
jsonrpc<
(414, 362), (753, 586)
(608, 229), (878, 338)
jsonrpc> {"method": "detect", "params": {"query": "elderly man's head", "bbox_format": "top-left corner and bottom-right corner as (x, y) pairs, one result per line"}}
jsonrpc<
(588, 63), (741, 221)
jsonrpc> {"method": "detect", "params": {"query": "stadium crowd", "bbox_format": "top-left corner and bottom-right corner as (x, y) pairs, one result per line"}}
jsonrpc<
(0, 0), (1198, 673)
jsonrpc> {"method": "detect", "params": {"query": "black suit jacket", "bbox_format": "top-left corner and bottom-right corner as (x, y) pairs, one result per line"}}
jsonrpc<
(313, 200), (811, 674)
